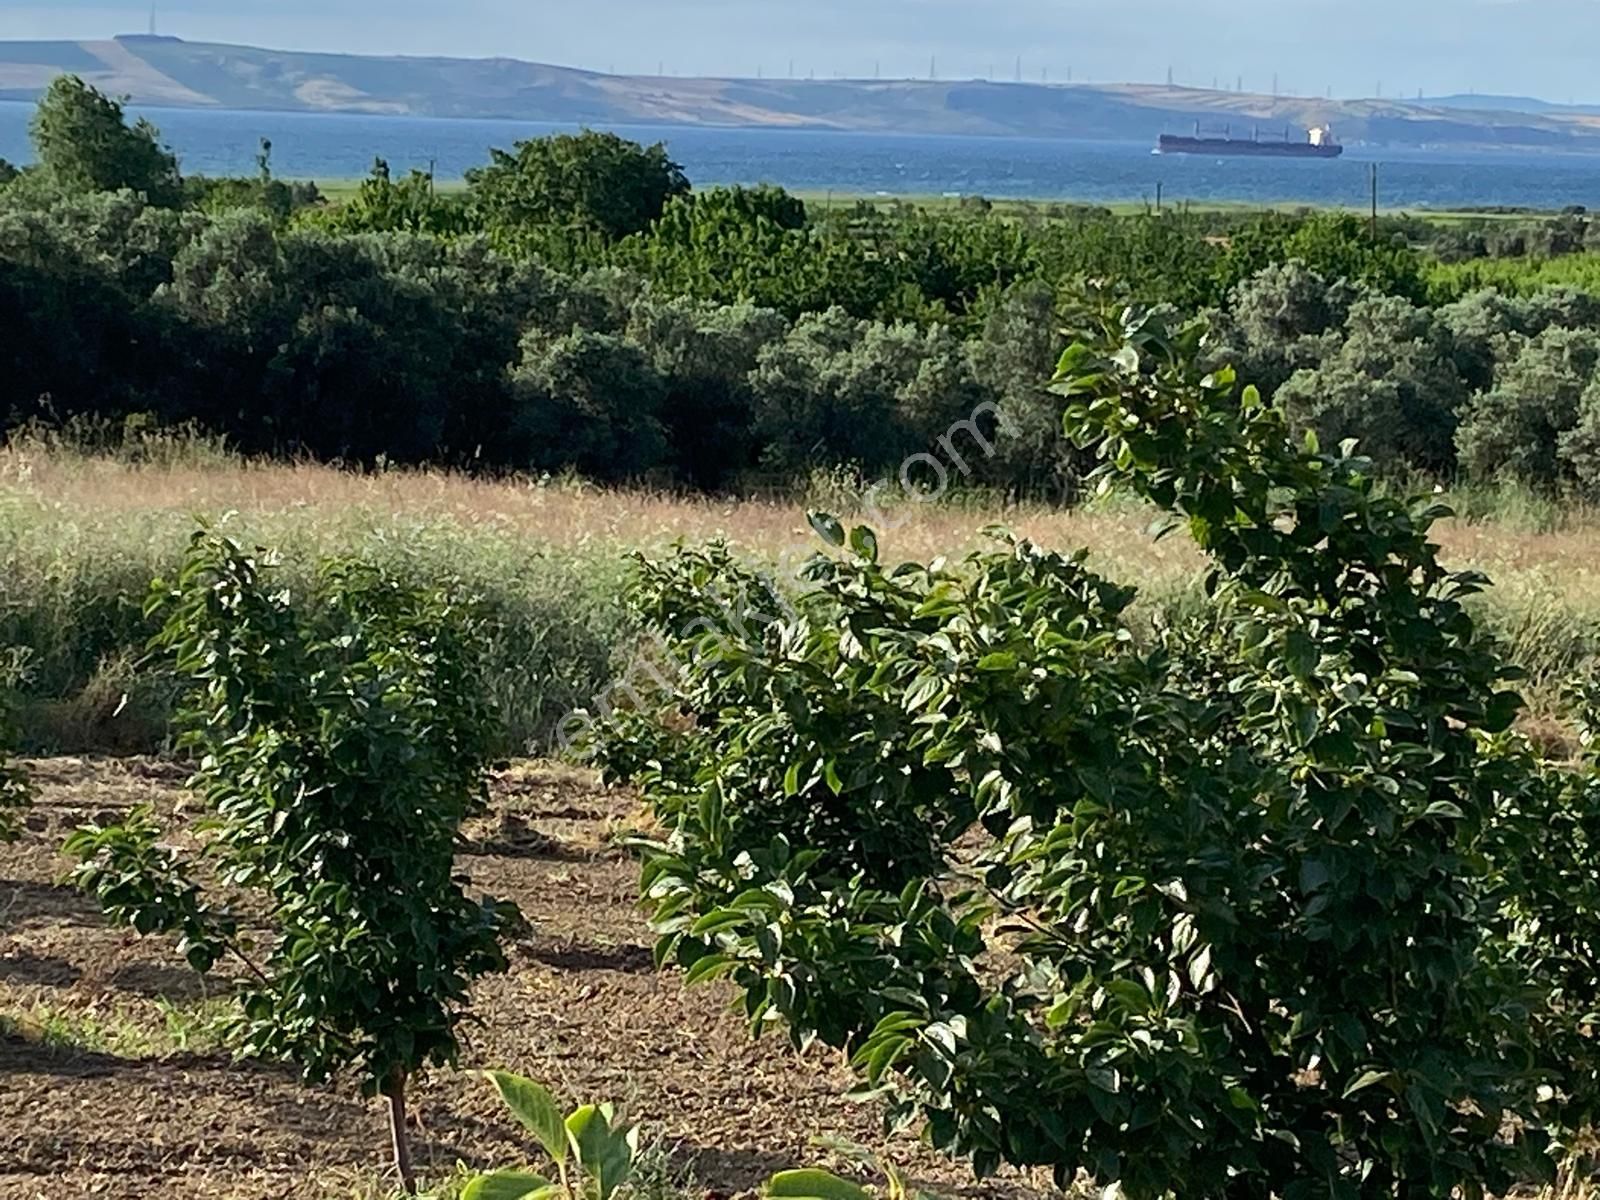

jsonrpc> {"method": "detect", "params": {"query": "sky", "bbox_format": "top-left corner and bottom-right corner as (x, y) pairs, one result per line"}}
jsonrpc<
(4, 0), (1599, 104)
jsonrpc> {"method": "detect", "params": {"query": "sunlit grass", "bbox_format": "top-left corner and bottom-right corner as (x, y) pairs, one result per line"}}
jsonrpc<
(5, 437), (1600, 752)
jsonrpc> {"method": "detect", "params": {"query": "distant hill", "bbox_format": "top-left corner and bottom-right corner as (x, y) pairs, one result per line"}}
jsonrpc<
(1423, 93), (1600, 118)
(6, 35), (1600, 150)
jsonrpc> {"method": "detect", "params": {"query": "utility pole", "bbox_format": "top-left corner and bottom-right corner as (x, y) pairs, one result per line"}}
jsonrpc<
(1369, 162), (1379, 240)
(1155, 180), (1163, 213)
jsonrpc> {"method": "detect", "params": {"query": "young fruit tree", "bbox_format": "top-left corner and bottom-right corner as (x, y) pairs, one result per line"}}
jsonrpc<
(592, 303), (1600, 1199)
(66, 530), (512, 1194)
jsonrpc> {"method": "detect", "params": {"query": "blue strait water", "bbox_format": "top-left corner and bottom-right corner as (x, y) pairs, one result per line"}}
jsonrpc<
(5, 100), (1600, 210)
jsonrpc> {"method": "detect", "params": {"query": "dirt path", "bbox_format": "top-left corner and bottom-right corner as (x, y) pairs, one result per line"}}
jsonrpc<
(0, 758), (1051, 1200)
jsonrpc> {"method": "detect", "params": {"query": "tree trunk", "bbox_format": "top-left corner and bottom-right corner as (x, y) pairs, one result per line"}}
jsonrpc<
(387, 1068), (416, 1196)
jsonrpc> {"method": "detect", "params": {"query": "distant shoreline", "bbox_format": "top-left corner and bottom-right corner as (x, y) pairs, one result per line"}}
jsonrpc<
(11, 95), (1600, 161)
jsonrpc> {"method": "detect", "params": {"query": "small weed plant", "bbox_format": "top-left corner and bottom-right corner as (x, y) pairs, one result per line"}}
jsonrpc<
(466, 1071), (912, 1200)
(464, 1072), (641, 1200)
(66, 529), (513, 1193)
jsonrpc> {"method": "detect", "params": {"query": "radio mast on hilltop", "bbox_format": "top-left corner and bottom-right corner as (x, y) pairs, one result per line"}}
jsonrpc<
(148, 3), (157, 35)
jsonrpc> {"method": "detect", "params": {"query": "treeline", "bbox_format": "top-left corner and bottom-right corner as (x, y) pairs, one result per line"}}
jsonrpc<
(1210, 262), (1600, 492)
(4, 75), (1600, 496)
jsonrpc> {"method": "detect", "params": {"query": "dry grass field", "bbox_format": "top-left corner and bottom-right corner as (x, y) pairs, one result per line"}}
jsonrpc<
(5, 442), (1600, 745)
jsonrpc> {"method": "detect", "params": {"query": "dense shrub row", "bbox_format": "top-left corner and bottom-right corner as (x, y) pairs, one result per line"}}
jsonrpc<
(1209, 261), (1600, 492)
(6, 76), (1600, 496)
(0, 76), (1428, 494)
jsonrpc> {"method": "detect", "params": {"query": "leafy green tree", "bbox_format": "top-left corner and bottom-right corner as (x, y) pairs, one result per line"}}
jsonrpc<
(1218, 212), (1426, 303)
(965, 282), (1084, 498)
(1201, 261), (1351, 399)
(748, 308), (990, 477)
(0, 187), (192, 423)
(185, 139), (324, 219)
(623, 293), (787, 489)
(596, 305), (1590, 1199)
(66, 530), (511, 1193)
(304, 158), (467, 235)
(29, 75), (182, 207)
(467, 129), (688, 242)
(0, 158), (18, 188)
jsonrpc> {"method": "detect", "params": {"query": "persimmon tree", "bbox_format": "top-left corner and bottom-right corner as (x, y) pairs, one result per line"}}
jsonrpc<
(594, 304), (1600, 1198)
(67, 530), (512, 1193)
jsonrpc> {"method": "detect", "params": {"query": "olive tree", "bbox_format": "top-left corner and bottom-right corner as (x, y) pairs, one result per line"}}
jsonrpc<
(1456, 326), (1600, 490)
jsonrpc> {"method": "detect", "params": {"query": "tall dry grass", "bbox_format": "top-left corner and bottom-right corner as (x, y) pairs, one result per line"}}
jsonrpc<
(4, 437), (1600, 751)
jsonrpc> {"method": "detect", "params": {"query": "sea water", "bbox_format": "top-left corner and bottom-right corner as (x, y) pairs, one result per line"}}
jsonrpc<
(4, 100), (1600, 210)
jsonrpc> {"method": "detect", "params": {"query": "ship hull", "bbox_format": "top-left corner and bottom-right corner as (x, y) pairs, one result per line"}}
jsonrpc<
(1157, 135), (1344, 158)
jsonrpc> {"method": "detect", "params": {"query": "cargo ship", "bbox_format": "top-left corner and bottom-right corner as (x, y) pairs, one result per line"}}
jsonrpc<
(1156, 124), (1344, 158)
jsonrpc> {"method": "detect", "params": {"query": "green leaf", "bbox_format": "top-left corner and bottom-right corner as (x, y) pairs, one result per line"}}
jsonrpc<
(807, 512), (846, 547)
(1343, 1069), (1395, 1099)
(462, 1171), (554, 1200)
(1187, 945), (1212, 991)
(766, 1170), (872, 1200)
(485, 1072), (569, 1165)
(1283, 631), (1318, 680)
(848, 526), (879, 563)
(975, 652), (1018, 672)
(566, 1105), (637, 1200)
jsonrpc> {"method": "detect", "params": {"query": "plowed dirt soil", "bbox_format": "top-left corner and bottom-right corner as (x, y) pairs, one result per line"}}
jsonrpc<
(1, 758), (1052, 1200)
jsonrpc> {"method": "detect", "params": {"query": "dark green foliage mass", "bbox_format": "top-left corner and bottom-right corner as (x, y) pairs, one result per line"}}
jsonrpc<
(9, 71), (1600, 496)
(466, 129), (689, 242)
(29, 75), (182, 207)
(590, 305), (1600, 1199)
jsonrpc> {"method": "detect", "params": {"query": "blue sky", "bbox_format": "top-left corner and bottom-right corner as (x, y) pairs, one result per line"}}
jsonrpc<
(4, 0), (1597, 103)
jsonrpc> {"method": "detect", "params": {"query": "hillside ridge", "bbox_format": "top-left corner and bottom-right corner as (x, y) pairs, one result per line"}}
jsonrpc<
(3, 35), (1600, 148)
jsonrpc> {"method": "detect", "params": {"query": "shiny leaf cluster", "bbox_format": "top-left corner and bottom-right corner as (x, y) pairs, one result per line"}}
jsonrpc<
(464, 1071), (640, 1200)
(67, 529), (511, 1096)
(595, 306), (1599, 1198)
